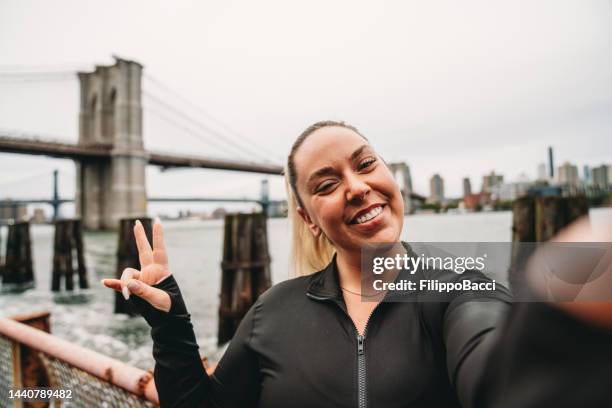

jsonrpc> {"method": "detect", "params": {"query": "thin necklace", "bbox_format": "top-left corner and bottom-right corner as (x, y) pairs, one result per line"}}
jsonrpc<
(341, 286), (385, 298)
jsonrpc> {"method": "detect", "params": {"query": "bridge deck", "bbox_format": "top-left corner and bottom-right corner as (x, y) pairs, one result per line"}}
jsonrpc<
(0, 135), (283, 174)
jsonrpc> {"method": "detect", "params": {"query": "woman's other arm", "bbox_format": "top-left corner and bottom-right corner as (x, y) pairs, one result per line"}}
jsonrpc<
(102, 220), (261, 407)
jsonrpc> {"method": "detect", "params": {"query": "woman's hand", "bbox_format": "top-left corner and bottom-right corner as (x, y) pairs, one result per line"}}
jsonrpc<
(101, 219), (172, 312)
(527, 215), (612, 329)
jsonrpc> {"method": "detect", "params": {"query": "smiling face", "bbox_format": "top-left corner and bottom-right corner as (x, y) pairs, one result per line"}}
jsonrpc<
(293, 125), (404, 255)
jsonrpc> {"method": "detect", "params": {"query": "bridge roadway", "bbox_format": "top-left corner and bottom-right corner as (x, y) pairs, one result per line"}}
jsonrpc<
(0, 135), (426, 202)
(0, 135), (283, 175)
(0, 197), (282, 205)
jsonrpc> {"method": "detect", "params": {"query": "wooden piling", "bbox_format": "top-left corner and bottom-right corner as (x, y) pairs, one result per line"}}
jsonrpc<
(511, 196), (536, 243)
(2, 221), (34, 287)
(115, 217), (153, 315)
(218, 212), (271, 345)
(11, 311), (52, 408)
(51, 219), (88, 291)
(510, 194), (589, 291)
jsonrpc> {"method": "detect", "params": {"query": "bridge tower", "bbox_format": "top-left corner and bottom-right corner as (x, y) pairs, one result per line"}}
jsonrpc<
(76, 57), (147, 230)
(388, 162), (415, 214)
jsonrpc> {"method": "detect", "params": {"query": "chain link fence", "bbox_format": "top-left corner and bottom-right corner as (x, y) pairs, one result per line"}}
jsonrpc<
(0, 334), (14, 406)
(0, 319), (159, 408)
(39, 354), (155, 408)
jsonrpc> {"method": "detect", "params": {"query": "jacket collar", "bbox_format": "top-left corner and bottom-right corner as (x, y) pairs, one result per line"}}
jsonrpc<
(306, 241), (415, 300)
(306, 252), (343, 300)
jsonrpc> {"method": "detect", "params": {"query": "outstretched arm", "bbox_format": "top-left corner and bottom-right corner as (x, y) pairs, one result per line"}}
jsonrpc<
(446, 218), (612, 408)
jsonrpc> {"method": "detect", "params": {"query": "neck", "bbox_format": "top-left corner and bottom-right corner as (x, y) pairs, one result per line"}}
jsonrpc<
(336, 249), (363, 292)
(336, 242), (407, 294)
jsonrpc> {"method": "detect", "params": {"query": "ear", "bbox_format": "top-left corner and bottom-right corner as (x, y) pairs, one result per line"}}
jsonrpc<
(297, 206), (322, 237)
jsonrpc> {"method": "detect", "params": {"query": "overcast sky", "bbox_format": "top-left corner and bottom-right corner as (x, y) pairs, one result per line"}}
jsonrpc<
(1, 0), (611, 216)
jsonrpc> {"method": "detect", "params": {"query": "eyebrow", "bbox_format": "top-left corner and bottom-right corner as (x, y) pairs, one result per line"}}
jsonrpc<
(306, 144), (371, 185)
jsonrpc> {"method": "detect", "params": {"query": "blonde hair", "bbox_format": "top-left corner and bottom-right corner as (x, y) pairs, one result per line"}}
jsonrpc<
(285, 120), (368, 276)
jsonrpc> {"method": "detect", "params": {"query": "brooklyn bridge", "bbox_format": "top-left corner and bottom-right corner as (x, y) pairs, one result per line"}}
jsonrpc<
(0, 57), (423, 230)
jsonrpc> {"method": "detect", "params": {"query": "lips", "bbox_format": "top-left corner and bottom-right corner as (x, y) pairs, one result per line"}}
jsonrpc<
(350, 204), (386, 225)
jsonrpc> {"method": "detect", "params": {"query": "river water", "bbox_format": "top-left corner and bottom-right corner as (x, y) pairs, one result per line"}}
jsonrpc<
(1, 209), (610, 370)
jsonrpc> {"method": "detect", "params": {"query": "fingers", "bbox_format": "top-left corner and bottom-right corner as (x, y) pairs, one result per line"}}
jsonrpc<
(101, 278), (122, 291)
(120, 267), (142, 300)
(101, 276), (171, 312)
(152, 218), (169, 266)
(125, 279), (171, 312)
(134, 220), (154, 268)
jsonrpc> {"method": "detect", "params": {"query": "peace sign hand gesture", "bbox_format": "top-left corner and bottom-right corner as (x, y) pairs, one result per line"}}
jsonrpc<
(102, 219), (172, 312)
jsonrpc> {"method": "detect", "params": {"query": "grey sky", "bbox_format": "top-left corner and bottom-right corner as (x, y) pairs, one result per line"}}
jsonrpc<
(1, 0), (611, 216)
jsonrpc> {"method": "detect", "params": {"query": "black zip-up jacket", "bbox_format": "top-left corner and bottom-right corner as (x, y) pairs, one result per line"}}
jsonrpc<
(131, 245), (612, 408)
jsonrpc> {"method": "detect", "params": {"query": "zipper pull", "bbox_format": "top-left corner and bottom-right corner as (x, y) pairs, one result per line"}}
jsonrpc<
(357, 335), (364, 355)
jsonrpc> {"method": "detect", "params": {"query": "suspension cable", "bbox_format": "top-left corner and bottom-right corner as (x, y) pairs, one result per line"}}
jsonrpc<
(144, 73), (283, 162)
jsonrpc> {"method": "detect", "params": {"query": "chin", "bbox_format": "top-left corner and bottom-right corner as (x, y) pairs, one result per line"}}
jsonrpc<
(372, 229), (400, 244)
(357, 227), (400, 246)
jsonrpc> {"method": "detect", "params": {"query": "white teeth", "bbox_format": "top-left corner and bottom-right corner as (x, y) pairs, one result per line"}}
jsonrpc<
(354, 206), (383, 224)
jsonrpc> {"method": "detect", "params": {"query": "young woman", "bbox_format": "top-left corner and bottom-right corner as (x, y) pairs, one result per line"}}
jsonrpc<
(103, 121), (612, 408)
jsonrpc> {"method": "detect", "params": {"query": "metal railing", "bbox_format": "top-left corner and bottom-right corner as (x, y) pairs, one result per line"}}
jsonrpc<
(0, 315), (159, 407)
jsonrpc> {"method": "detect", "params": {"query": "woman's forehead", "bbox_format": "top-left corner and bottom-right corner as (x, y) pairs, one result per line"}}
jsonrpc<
(296, 126), (370, 165)
(294, 126), (373, 185)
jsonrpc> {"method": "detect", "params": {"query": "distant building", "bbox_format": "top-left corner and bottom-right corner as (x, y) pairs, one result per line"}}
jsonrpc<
(388, 162), (415, 214)
(463, 192), (491, 211)
(537, 163), (547, 181)
(32, 208), (46, 223)
(592, 164), (610, 190)
(557, 162), (579, 187)
(481, 171), (504, 193)
(462, 177), (472, 197)
(429, 174), (444, 203)
(0, 200), (27, 222)
(583, 165), (591, 185)
(490, 181), (531, 201)
(548, 146), (555, 179)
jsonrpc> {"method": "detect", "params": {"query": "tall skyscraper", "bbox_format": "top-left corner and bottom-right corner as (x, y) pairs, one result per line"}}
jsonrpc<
(429, 174), (444, 203)
(592, 164), (610, 189)
(583, 165), (591, 185)
(548, 146), (554, 179)
(462, 177), (472, 197)
(481, 171), (504, 193)
(558, 162), (579, 187)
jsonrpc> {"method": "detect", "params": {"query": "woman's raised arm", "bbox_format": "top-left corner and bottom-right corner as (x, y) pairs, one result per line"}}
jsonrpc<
(102, 220), (262, 408)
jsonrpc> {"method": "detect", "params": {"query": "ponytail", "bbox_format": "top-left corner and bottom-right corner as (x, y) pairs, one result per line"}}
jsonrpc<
(285, 167), (335, 276)
(285, 120), (368, 276)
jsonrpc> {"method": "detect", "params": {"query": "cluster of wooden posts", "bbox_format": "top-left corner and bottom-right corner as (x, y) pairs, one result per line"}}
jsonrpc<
(509, 194), (589, 290)
(0, 219), (88, 291)
(0, 213), (272, 344)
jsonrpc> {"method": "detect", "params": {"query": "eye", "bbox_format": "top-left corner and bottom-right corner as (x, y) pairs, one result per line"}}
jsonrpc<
(315, 180), (336, 194)
(358, 157), (376, 171)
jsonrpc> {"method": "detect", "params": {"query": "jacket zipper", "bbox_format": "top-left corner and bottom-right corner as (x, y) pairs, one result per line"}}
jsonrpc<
(357, 333), (366, 408)
(307, 292), (381, 408)
(355, 305), (379, 408)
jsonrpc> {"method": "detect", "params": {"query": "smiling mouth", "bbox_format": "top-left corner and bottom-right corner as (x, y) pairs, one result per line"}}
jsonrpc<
(350, 204), (385, 225)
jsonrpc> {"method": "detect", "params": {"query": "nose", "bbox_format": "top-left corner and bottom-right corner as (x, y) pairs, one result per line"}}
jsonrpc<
(345, 173), (370, 203)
